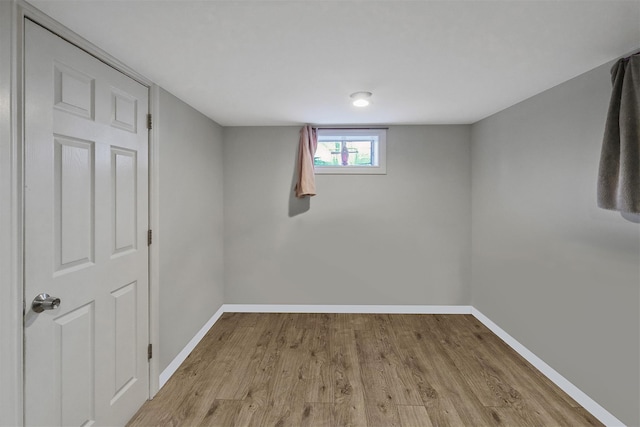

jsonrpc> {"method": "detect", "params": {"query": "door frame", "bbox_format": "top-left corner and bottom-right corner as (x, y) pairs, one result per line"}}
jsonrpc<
(1, 2), (162, 425)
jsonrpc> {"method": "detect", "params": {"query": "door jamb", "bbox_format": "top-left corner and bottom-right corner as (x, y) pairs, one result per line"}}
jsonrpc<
(149, 84), (161, 398)
(10, 3), (162, 424)
(0, 2), (23, 425)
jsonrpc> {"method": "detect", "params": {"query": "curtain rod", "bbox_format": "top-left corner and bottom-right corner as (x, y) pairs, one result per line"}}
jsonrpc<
(312, 127), (389, 130)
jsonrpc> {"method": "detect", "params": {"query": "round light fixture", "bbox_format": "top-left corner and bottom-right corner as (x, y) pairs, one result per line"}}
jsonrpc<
(350, 91), (372, 107)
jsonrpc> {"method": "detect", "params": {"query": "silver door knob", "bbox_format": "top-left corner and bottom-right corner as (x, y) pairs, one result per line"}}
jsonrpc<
(32, 293), (61, 313)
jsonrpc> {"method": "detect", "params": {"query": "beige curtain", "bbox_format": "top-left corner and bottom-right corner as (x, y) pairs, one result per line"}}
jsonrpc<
(295, 125), (318, 198)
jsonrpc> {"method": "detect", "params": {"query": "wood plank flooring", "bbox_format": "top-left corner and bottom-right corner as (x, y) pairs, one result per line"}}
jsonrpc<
(127, 313), (603, 427)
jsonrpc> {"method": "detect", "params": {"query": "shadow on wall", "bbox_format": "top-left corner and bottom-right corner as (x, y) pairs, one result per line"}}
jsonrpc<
(289, 141), (310, 217)
(621, 211), (640, 223)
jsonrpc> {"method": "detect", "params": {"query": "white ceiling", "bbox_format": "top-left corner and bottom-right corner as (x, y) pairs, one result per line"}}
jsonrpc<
(28, 0), (640, 126)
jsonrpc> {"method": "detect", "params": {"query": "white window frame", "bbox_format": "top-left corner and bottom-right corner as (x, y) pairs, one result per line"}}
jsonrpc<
(314, 128), (387, 175)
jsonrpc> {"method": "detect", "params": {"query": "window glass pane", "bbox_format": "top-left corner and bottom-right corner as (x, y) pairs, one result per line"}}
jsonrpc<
(348, 140), (374, 166)
(314, 136), (378, 167)
(314, 141), (341, 166)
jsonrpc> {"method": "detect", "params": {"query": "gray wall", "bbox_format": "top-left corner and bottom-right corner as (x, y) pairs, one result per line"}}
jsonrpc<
(158, 89), (225, 371)
(224, 125), (471, 305)
(471, 61), (640, 426)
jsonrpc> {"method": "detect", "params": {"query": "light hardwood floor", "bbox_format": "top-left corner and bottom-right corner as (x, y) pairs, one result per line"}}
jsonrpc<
(127, 313), (603, 426)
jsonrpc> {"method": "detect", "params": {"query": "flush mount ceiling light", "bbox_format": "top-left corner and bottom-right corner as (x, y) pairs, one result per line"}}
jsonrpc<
(350, 91), (372, 107)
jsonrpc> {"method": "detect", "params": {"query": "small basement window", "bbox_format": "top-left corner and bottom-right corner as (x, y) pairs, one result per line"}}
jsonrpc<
(314, 128), (387, 174)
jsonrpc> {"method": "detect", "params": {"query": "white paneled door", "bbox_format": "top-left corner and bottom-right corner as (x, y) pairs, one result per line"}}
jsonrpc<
(24, 20), (149, 426)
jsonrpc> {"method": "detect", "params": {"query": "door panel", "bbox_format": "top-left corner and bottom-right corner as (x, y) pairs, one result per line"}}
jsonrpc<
(24, 20), (149, 426)
(112, 147), (137, 255)
(54, 135), (95, 272)
(54, 303), (95, 426)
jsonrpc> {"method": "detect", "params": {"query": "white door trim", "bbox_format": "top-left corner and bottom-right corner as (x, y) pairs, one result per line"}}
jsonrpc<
(3, 2), (161, 424)
(19, 2), (151, 86)
(0, 1), (22, 425)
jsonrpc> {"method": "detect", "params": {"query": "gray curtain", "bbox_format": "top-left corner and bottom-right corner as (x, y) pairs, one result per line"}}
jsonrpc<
(597, 54), (640, 214)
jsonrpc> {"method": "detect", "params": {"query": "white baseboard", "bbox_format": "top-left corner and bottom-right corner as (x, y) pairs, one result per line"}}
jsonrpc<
(471, 308), (625, 427)
(158, 305), (225, 389)
(221, 304), (472, 314)
(158, 304), (624, 427)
